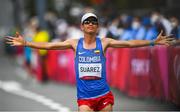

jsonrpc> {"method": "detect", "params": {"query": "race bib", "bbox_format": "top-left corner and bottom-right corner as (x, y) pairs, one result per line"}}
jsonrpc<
(79, 63), (102, 80)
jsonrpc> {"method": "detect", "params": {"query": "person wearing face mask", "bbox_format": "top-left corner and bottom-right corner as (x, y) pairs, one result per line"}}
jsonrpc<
(170, 16), (180, 39)
(120, 15), (133, 40)
(131, 16), (146, 40)
(150, 11), (172, 35)
(142, 17), (158, 40)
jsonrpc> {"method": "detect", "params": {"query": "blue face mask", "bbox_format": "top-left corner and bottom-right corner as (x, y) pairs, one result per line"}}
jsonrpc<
(132, 21), (140, 29)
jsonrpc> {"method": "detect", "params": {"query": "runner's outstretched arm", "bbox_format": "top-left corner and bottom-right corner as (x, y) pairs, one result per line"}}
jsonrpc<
(5, 32), (76, 50)
(105, 31), (175, 48)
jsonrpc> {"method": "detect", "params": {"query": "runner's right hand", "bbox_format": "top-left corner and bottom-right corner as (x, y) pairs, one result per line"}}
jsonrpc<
(5, 32), (26, 46)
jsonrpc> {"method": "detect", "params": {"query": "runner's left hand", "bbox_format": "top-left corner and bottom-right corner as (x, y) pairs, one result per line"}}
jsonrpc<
(154, 30), (175, 46)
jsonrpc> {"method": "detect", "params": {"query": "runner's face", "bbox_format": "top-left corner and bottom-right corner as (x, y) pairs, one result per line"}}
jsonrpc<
(81, 17), (99, 34)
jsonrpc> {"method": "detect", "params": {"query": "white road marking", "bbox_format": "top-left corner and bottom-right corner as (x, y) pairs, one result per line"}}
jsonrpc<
(0, 80), (70, 112)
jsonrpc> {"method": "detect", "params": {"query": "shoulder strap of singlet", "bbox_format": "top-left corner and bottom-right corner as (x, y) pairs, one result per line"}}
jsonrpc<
(96, 37), (103, 53)
(77, 37), (103, 52)
(76, 38), (83, 57)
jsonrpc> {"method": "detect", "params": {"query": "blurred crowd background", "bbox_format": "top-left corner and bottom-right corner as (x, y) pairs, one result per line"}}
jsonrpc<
(1, 0), (180, 86)
(0, 0), (179, 55)
(1, 0), (180, 60)
(0, 0), (180, 107)
(1, 0), (180, 41)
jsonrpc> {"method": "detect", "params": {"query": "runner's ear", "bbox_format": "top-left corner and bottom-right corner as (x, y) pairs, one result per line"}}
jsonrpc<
(80, 24), (84, 31)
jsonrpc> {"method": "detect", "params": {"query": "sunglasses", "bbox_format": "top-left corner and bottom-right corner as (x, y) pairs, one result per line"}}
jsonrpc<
(83, 20), (98, 25)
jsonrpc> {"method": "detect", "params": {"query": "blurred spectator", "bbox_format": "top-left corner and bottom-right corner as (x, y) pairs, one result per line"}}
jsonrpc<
(98, 20), (108, 38)
(67, 25), (83, 39)
(150, 11), (172, 35)
(131, 16), (146, 40)
(23, 17), (38, 68)
(142, 17), (158, 40)
(33, 28), (50, 55)
(45, 11), (58, 40)
(33, 27), (50, 82)
(116, 19), (124, 39)
(120, 15), (133, 40)
(107, 17), (121, 39)
(55, 18), (68, 40)
(170, 16), (180, 39)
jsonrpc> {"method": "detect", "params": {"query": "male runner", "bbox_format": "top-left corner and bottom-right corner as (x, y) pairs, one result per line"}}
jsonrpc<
(6, 13), (174, 112)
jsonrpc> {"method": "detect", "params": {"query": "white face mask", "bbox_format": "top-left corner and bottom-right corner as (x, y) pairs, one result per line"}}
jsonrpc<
(171, 22), (178, 28)
(151, 15), (159, 24)
(132, 21), (140, 29)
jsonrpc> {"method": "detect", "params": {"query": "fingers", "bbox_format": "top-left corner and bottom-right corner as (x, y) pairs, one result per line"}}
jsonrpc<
(5, 36), (13, 41)
(163, 37), (176, 44)
(6, 40), (16, 46)
(158, 37), (175, 46)
(15, 31), (20, 37)
(157, 30), (163, 37)
(165, 38), (175, 41)
(156, 30), (164, 41)
(5, 36), (15, 42)
(158, 34), (175, 42)
(160, 39), (177, 46)
(6, 41), (14, 45)
(4, 31), (22, 46)
(168, 40), (177, 45)
(5, 35), (20, 41)
(15, 31), (24, 39)
(5, 36), (14, 39)
(162, 40), (171, 46)
(8, 31), (22, 39)
(165, 39), (176, 46)
(5, 38), (13, 42)
(5, 36), (15, 46)
(163, 34), (174, 39)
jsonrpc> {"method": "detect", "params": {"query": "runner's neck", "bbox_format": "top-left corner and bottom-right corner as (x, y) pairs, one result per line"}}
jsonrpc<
(84, 33), (96, 43)
(83, 35), (96, 49)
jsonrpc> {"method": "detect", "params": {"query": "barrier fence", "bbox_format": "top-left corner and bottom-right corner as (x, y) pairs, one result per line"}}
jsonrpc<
(28, 46), (180, 106)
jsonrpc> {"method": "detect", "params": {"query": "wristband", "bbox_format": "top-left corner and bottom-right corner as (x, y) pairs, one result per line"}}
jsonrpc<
(150, 40), (155, 46)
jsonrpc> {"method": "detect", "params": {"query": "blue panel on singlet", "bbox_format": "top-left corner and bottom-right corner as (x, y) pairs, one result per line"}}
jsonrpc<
(75, 37), (110, 99)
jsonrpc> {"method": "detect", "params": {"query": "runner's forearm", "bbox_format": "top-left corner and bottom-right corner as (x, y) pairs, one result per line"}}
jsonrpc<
(128, 40), (155, 47)
(25, 41), (53, 49)
(25, 41), (73, 50)
(109, 39), (155, 48)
